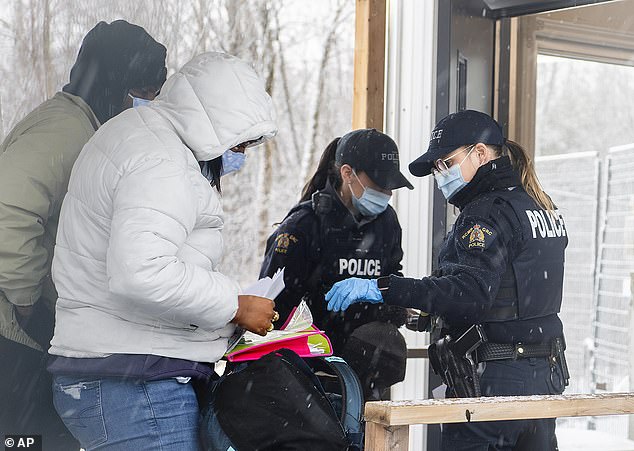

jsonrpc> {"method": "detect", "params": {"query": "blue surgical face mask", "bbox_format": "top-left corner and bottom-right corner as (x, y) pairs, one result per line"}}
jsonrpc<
(434, 164), (468, 200)
(433, 146), (475, 200)
(128, 93), (150, 108)
(221, 150), (247, 176)
(350, 171), (391, 217)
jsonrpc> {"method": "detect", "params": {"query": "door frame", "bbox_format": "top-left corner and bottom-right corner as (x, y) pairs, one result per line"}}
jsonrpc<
(498, 5), (634, 154)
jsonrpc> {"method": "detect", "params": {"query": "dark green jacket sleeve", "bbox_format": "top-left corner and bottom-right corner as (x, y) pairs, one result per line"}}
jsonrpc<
(0, 97), (95, 308)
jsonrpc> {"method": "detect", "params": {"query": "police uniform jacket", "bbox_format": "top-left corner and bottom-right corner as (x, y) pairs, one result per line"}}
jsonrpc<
(381, 156), (567, 344)
(260, 179), (407, 351)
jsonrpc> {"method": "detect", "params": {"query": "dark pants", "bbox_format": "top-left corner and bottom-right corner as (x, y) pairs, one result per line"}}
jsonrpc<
(0, 336), (79, 450)
(442, 358), (564, 451)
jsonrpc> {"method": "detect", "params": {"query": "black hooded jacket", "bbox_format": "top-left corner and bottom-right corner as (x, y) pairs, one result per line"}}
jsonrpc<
(63, 20), (167, 124)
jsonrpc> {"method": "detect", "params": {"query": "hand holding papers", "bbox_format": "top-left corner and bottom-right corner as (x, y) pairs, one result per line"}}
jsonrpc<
(226, 268), (286, 351)
(225, 300), (333, 362)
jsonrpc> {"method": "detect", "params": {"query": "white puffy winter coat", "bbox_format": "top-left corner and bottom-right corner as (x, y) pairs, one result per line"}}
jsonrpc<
(49, 52), (277, 363)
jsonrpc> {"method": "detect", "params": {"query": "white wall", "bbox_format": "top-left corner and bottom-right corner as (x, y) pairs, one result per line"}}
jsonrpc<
(384, 0), (437, 449)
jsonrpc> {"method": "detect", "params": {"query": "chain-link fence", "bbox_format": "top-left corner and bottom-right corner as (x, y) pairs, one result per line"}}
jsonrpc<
(537, 145), (634, 436)
(536, 152), (600, 397)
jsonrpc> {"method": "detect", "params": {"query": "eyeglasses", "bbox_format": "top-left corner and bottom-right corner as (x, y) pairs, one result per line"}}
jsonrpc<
(433, 145), (475, 175)
(230, 137), (264, 153)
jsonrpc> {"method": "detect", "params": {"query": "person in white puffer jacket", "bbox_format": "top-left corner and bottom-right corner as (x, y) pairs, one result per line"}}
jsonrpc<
(48, 52), (278, 451)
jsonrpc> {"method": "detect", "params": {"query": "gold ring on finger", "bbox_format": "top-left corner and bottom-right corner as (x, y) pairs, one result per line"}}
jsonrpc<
(272, 311), (280, 322)
(266, 323), (274, 332)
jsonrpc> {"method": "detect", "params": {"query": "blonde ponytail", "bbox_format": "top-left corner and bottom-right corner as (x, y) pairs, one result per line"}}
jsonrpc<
(503, 140), (555, 211)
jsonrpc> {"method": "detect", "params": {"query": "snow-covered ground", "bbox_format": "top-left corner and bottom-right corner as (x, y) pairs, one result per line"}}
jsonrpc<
(558, 428), (634, 451)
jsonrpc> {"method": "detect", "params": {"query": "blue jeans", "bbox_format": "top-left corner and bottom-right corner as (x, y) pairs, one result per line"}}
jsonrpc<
(52, 376), (214, 450)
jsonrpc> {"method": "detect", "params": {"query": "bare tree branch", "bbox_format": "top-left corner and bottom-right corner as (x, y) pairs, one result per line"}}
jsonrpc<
(273, 1), (301, 168)
(299, 0), (348, 185)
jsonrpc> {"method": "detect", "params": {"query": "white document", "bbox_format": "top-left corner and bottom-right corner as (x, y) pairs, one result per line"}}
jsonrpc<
(281, 299), (313, 332)
(242, 267), (286, 299)
(226, 268), (286, 352)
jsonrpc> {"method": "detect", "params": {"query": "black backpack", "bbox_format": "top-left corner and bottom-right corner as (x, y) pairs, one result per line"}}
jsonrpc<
(200, 349), (363, 451)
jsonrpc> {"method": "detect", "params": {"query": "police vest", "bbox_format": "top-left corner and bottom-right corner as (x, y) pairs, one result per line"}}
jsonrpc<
(289, 197), (397, 290)
(464, 188), (567, 322)
(282, 195), (403, 349)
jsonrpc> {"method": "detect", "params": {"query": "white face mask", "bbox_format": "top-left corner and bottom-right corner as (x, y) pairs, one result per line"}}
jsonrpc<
(128, 93), (150, 108)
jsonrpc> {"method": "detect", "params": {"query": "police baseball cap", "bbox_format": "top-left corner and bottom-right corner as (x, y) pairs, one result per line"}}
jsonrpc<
(409, 110), (506, 177)
(336, 129), (414, 190)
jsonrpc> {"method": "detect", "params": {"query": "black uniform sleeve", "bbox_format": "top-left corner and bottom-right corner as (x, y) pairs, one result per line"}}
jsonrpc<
(259, 214), (317, 326)
(386, 211), (404, 277)
(375, 208), (407, 326)
(381, 201), (519, 324)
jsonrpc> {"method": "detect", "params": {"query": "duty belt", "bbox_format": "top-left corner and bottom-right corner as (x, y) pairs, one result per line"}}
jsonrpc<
(476, 342), (552, 361)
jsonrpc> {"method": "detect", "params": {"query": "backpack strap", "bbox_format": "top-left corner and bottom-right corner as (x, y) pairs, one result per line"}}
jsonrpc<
(273, 349), (345, 418)
(320, 356), (365, 450)
(274, 348), (327, 390)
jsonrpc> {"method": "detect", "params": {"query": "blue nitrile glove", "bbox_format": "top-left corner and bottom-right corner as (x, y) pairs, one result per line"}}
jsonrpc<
(325, 278), (383, 312)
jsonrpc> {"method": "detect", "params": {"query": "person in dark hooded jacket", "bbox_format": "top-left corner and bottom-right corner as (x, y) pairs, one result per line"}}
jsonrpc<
(0, 20), (166, 449)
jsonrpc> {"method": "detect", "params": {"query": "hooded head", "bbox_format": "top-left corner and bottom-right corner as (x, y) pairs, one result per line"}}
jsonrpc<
(153, 52), (277, 162)
(63, 20), (167, 124)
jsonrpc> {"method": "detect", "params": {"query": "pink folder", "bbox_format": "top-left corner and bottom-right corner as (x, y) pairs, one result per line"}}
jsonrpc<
(225, 325), (333, 362)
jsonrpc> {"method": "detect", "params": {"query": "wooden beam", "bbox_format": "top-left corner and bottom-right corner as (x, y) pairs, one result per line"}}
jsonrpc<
(365, 422), (409, 451)
(365, 393), (634, 426)
(406, 347), (429, 359)
(352, 0), (386, 131)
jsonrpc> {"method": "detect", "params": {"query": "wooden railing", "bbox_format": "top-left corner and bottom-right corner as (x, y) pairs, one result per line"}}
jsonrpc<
(364, 393), (634, 450)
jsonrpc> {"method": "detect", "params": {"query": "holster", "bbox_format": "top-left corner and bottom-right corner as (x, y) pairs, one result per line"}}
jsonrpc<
(428, 325), (487, 398)
(550, 336), (570, 391)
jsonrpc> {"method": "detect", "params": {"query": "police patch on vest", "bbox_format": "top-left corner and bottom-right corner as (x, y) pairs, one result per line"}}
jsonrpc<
(274, 233), (298, 254)
(459, 221), (496, 251)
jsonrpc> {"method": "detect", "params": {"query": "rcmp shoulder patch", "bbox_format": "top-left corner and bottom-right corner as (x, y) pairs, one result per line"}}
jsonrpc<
(274, 232), (298, 254)
(458, 220), (497, 251)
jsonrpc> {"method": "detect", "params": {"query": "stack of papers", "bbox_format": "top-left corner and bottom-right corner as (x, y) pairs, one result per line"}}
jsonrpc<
(242, 267), (286, 300)
(226, 268), (286, 352)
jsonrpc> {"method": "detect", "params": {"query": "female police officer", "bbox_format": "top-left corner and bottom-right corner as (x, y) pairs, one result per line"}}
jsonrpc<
(326, 111), (569, 450)
(260, 129), (413, 400)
